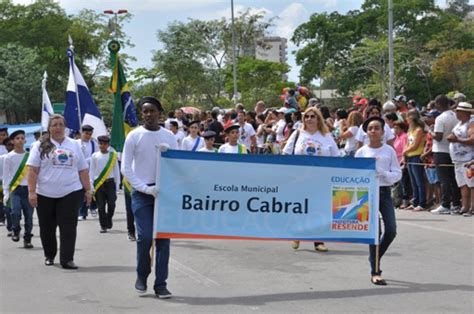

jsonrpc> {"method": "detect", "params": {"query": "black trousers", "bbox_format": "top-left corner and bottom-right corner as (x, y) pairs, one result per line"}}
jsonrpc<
(95, 180), (117, 229)
(434, 152), (461, 208)
(36, 190), (83, 264)
(125, 192), (135, 234)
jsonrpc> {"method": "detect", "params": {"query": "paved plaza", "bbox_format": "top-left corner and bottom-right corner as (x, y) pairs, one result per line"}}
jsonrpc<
(1, 194), (473, 313)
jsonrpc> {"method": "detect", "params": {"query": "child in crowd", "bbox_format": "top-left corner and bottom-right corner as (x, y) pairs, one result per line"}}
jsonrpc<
(89, 136), (120, 233)
(198, 131), (218, 153)
(2, 130), (34, 248)
(421, 110), (441, 207)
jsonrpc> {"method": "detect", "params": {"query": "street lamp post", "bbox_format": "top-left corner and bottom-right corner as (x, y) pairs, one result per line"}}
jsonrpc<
(388, 0), (395, 100)
(103, 9), (128, 40)
(230, 0), (238, 104)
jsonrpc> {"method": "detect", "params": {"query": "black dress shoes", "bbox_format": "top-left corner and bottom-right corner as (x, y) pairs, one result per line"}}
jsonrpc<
(44, 258), (54, 266)
(61, 261), (78, 269)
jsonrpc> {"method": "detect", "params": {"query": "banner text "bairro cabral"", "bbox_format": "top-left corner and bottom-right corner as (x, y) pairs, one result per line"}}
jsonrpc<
(182, 195), (309, 214)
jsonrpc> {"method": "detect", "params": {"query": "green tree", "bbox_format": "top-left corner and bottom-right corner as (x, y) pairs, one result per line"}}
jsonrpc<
(0, 44), (43, 123)
(225, 57), (289, 108)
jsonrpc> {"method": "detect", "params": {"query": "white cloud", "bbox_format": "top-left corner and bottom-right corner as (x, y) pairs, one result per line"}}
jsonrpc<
(273, 2), (305, 39)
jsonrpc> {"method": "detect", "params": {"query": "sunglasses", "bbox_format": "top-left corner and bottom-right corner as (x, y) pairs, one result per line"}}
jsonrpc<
(304, 114), (317, 119)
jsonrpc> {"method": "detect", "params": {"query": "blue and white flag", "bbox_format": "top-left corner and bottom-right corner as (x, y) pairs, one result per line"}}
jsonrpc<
(64, 47), (107, 137)
(41, 71), (54, 131)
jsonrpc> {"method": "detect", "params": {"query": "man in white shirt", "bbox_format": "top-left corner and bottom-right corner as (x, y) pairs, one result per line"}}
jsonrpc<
(122, 96), (178, 299)
(76, 124), (99, 220)
(236, 111), (256, 153)
(90, 136), (120, 233)
(430, 94), (461, 214)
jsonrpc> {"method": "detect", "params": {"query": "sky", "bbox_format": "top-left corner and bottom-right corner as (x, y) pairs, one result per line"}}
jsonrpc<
(14, 0), (450, 82)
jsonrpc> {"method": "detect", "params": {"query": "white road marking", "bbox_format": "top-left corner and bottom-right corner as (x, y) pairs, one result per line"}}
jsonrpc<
(170, 258), (221, 287)
(398, 221), (474, 238)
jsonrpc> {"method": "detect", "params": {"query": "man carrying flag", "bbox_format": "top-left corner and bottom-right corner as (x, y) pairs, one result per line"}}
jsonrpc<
(108, 39), (139, 241)
(64, 37), (107, 138)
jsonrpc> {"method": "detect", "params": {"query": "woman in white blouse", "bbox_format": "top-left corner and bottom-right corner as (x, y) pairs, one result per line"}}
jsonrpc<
(283, 107), (340, 252)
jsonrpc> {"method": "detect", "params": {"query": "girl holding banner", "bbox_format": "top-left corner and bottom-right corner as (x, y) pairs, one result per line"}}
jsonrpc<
(355, 116), (402, 285)
(181, 120), (204, 151)
(27, 114), (92, 269)
(283, 107), (340, 252)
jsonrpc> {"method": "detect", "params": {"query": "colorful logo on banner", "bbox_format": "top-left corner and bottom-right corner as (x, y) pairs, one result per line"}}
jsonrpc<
(331, 187), (370, 231)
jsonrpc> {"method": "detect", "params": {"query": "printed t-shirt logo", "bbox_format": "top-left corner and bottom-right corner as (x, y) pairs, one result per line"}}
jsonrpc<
(52, 148), (74, 167)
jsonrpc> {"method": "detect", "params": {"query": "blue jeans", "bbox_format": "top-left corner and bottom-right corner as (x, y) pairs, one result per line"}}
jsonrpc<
(369, 187), (397, 275)
(407, 156), (426, 207)
(11, 186), (34, 240)
(131, 190), (170, 288)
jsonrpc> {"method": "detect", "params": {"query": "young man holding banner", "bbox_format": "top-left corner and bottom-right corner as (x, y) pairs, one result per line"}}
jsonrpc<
(121, 96), (178, 299)
(2, 130), (34, 248)
(90, 135), (120, 233)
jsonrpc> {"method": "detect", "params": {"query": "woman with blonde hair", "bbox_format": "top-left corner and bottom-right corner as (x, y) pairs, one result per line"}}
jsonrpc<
(339, 111), (364, 157)
(283, 107), (339, 252)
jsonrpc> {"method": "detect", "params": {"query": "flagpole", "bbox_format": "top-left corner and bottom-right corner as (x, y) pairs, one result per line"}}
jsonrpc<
(42, 71), (47, 131)
(68, 35), (83, 135)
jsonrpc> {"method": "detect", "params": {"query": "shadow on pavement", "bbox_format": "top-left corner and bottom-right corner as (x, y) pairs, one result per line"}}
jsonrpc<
(164, 280), (473, 306)
(72, 265), (135, 273)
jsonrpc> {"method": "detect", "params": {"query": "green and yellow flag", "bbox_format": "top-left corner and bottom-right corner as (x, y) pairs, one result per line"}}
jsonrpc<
(108, 40), (138, 152)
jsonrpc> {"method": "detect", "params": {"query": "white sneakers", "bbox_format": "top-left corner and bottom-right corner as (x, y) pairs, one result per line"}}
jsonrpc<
(430, 205), (451, 214)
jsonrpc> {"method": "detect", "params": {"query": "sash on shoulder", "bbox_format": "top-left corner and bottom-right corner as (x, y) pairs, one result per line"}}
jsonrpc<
(6, 152), (29, 207)
(93, 151), (118, 192)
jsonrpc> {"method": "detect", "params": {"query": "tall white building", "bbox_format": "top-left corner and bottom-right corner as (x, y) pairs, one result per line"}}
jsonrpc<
(255, 37), (288, 64)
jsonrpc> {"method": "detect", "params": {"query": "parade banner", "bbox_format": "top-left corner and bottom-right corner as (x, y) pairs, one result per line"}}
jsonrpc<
(155, 150), (379, 245)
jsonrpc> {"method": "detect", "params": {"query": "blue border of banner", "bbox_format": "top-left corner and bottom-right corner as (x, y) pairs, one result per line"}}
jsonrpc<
(161, 150), (376, 169)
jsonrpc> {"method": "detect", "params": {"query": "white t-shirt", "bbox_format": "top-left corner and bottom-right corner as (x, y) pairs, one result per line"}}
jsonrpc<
(273, 119), (287, 142)
(293, 121), (302, 130)
(449, 119), (474, 163)
(0, 145), (8, 156)
(256, 124), (265, 148)
(0, 155), (4, 179)
(218, 143), (247, 154)
(355, 144), (402, 187)
(344, 126), (359, 152)
(433, 110), (458, 153)
(181, 136), (205, 151)
(121, 126), (178, 193)
(27, 137), (88, 198)
(173, 132), (185, 148)
(355, 124), (394, 145)
(238, 123), (256, 150)
(76, 138), (99, 164)
(3, 151), (29, 192)
(283, 129), (339, 157)
(198, 147), (217, 153)
(90, 151), (121, 190)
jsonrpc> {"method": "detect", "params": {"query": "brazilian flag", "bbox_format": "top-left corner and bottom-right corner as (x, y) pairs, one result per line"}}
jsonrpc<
(108, 40), (138, 152)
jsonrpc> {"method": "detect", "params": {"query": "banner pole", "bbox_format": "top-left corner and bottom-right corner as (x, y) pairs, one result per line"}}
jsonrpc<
(150, 146), (163, 267)
(375, 213), (381, 274)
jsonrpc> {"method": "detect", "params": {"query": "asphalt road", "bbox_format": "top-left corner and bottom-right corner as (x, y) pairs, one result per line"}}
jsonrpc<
(1, 194), (473, 313)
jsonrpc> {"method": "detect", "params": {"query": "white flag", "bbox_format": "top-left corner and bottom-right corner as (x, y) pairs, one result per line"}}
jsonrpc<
(41, 71), (54, 131)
